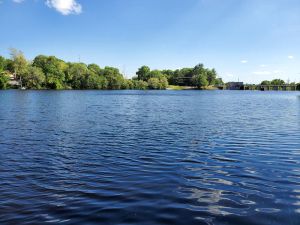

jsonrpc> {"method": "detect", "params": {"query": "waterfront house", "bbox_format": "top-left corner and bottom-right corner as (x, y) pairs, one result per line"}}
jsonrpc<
(227, 82), (244, 90)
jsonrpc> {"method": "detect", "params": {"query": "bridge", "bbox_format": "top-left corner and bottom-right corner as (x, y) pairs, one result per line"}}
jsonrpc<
(216, 83), (298, 91)
(244, 84), (297, 91)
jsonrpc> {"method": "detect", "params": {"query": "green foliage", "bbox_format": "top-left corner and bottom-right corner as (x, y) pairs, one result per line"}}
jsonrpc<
(191, 64), (208, 88)
(162, 64), (218, 88)
(1, 49), (223, 90)
(33, 55), (66, 89)
(169, 68), (192, 85)
(215, 78), (224, 85)
(103, 67), (124, 90)
(0, 56), (6, 72)
(136, 66), (150, 81)
(9, 48), (27, 78)
(0, 73), (9, 89)
(23, 66), (46, 89)
(260, 79), (286, 86)
(159, 76), (168, 89)
(147, 78), (161, 89)
(122, 79), (135, 90)
(67, 63), (88, 89)
(193, 73), (209, 88)
(133, 80), (148, 90)
(271, 79), (285, 85)
(85, 71), (108, 89)
(147, 76), (168, 90)
(261, 80), (271, 85)
(207, 69), (217, 85)
(88, 64), (101, 75)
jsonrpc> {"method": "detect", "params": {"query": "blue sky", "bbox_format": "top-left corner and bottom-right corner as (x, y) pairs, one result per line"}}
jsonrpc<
(0, 0), (299, 83)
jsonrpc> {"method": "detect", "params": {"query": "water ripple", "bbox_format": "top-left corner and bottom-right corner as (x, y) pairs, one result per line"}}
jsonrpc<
(0, 90), (299, 225)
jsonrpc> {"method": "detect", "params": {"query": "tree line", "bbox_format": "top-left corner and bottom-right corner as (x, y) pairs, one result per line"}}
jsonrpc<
(261, 79), (300, 90)
(0, 49), (223, 90)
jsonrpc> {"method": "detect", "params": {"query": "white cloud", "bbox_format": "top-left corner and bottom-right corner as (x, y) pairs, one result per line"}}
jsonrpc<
(288, 55), (294, 59)
(260, 64), (267, 68)
(46, 0), (82, 15)
(253, 71), (271, 75)
(241, 60), (248, 64)
(11, 0), (82, 15)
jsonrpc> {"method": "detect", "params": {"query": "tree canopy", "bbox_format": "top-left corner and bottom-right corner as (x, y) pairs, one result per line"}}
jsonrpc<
(0, 49), (225, 90)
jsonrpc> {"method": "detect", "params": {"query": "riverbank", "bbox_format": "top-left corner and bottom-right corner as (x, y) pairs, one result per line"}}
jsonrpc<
(167, 85), (218, 90)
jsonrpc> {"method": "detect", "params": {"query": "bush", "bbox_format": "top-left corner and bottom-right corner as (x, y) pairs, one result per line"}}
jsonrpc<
(0, 73), (9, 89)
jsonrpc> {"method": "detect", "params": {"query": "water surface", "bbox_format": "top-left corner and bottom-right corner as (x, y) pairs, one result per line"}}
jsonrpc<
(0, 90), (299, 225)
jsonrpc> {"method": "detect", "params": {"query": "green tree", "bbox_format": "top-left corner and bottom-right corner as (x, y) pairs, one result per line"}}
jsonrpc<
(207, 69), (217, 85)
(0, 56), (7, 72)
(9, 48), (28, 80)
(22, 66), (46, 89)
(85, 71), (108, 89)
(161, 69), (174, 80)
(193, 73), (208, 88)
(136, 66), (151, 81)
(88, 64), (102, 75)
(33, 55), (66, 89)
(271, 79), (285, 85)
(122, 79), (135, 89)
(159, 76), (168, 89)
(103, 67), (124, 89)
(147, 77), (161, 89)
(168, 68), (192, 86)
(215, 78), (224, 86)
(148, 70), (164, 79)
(67, 63), (89, 89)
(133, 80), (148, 90)
(191, 64), (211, 88)
(0, 73), (9, 89)
(261, 80), (271, 85)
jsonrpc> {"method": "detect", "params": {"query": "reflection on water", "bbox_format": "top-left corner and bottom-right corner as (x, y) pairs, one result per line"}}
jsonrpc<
(0, 90), (299, 225)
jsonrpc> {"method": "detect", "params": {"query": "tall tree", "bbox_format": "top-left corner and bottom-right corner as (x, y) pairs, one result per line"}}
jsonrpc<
(207, 69), (217, 85)
(103, 67), (124, 90)
(33, 55), (66, 89)
(67, 63), (88, 89)
(136, 66), (150, 81)
(9, 48), (28, 80)
(0, 56), (6, 72)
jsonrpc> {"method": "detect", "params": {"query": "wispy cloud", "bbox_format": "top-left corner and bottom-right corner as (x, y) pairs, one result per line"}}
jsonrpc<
(241, 60), (248, 64)
(260, 64), (267, 68)
(11, 0), (82, 15)
(46, 0), (82, 15)
(288, 55), (294, 59)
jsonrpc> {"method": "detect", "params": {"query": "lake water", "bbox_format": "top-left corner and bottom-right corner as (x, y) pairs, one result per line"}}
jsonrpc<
(0, 90), (299, 225)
